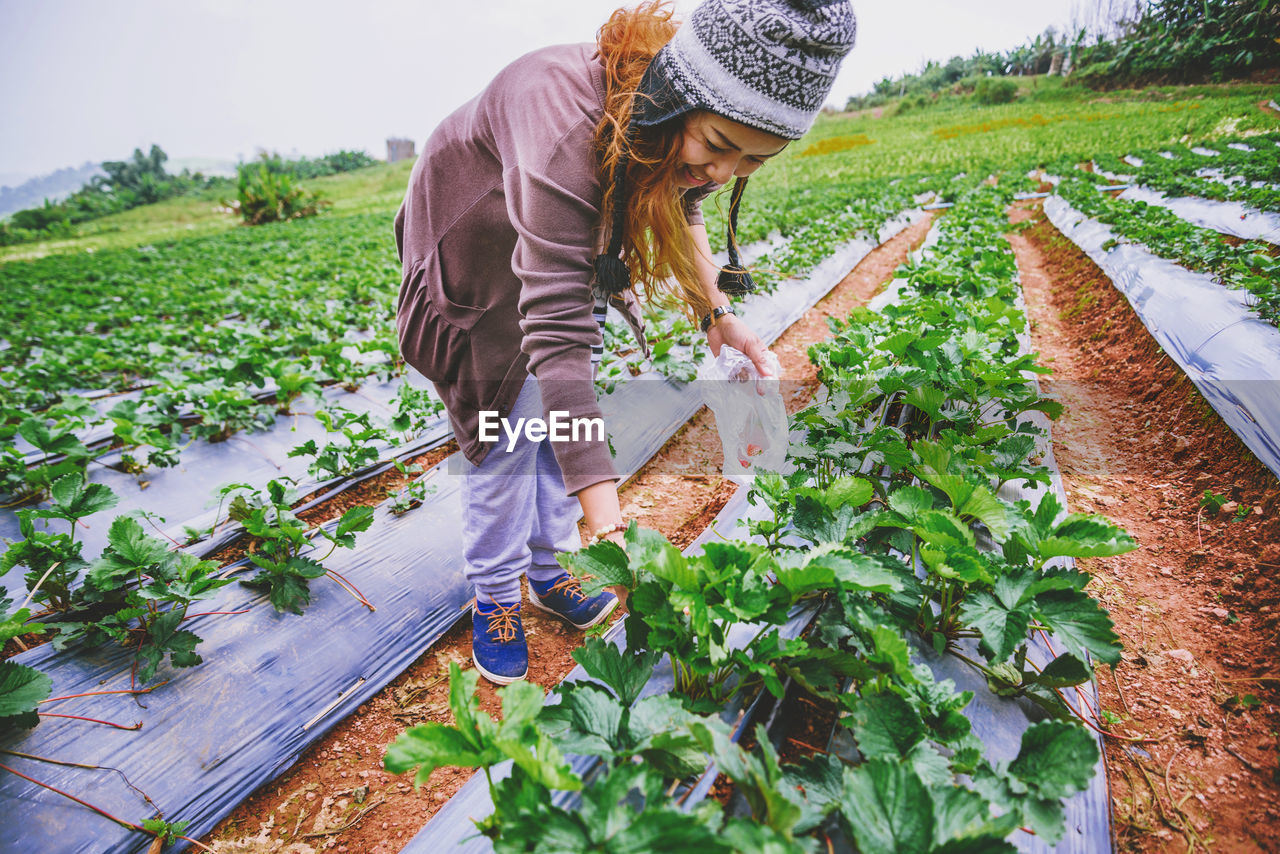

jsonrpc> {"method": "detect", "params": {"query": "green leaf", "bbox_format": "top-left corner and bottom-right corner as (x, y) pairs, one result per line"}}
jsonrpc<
(959, 591), (1030, 662)
(954, 485), (1011, 541)
(500, 680), (547, 729)
(914, 510), (976, 549)
(241, 555), (328, 614)
(0, 607), (44, 646)
(868, 625), (916, 682)
(1032, 653), (1092, 688)
(841, 758), (934, 854)
(1007, 720), (1099, 800)
(848, 691), (925, 759)
(1039, 514), (1137, 559)
(783, 754), (845, 833)
(559, 540), (631, 595)
(888, 485), (934, 520)
(48, 473), (119, 521)
(828, 476), (874, 509)
(571, 636), (659, 707)
(904, 384), (947, 420)
(384, 722), (485, 786)
(805, 547), (904, 593)
(0, 661), (52, 723)
(1034, 589), (1122, 666)
(90, 516), (171, 591)
(18, 419), (89, 458)
(774, 556), (835, 598)
(331, 505), (375, 547)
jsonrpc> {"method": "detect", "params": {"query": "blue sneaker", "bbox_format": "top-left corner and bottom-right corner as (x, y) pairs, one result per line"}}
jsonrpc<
(528, 572), (619, 630)
(472, 599), (527, 685)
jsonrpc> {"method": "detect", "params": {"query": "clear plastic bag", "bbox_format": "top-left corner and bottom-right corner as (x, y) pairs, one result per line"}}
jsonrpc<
(697, 345), (787, 483)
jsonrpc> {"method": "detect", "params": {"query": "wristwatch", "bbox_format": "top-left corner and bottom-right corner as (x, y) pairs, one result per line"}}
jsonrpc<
(700, 304), (736, 333)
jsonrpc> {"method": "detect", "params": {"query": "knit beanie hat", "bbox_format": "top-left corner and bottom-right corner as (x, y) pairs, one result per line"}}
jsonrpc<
(634, 0), (858, 139)
(594, 0), (857, 298)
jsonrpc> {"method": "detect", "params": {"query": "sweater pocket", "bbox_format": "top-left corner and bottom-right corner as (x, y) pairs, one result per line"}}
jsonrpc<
(396, 251), (486, 385)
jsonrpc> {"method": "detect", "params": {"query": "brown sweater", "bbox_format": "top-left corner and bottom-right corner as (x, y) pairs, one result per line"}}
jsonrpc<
(394, 43), (706, 495)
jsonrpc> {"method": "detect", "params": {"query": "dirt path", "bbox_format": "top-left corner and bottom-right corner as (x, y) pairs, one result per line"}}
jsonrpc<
(1009, 203), (1280, 852)
(201, 213), (936, 854)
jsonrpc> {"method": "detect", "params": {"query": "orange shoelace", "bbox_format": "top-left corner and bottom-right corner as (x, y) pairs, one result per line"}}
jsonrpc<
(482, 601), (522, 643)
(547, 574), (587, 602)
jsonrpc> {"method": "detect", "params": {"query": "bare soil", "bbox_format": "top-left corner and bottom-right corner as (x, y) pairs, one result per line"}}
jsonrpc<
(199, 214), (936, 853)
(1009, 202), (1280, 852)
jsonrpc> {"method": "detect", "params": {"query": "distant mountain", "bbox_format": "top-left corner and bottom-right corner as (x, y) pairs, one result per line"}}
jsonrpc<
(0, 162), (104, 218)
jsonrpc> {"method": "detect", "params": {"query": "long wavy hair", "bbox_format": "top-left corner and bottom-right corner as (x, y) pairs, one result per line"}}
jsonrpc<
(595, 2), (709, 321)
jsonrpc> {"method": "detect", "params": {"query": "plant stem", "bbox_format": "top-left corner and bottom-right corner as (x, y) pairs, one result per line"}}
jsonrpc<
(325, 568), (375, 611)
(183, 608), (251, 619)
(20, 561), (63, 611)
(39, 712), (142, 730)
(0, 761), (215, 852)
(41, 682), (168, 705)
(1, 748), (159, 811)
(0, 761), (142, 831)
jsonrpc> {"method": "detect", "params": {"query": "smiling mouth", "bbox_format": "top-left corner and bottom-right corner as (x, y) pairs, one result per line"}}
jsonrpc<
(681, 165), (711, 186)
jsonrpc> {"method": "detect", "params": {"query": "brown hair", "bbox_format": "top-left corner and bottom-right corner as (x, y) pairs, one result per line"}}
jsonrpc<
(595, 2), (709, 321)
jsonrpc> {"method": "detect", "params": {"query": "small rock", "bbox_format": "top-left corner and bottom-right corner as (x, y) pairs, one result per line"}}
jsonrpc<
(434, 791), (447, 802)
(360, 770), (370, 779)
(306, 791), (317, 801)
(1220, 501), (1240, 516)
(339, 771), (348, 778)
(1159, 567), (1174, 577)
(1210, 607), (1229, 619)
(1166, 649), (1194, 664)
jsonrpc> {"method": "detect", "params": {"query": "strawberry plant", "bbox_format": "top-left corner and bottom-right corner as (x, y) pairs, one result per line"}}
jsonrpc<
(389, 383), (444, 438)
(287, 407), (389, 480)
(231, 478), (375, 614)
(48, 515), (232, 682)
(1, 473), (118, 611)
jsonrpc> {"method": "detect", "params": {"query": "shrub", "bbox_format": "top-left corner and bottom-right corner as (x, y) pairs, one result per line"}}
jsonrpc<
(231, 158), (329, 226)
(974, 77), (1018, 105)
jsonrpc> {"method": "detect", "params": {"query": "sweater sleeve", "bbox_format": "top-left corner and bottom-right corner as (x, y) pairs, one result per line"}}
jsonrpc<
(489, 58), (617, 495)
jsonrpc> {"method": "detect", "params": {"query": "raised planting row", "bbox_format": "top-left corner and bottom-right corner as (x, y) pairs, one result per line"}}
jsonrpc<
(384, 184), (1134, 853)
(0, 197), (930, 853)
(0, 175), (940, 515)
(1090, 133), (1280, 214)
(1049, 163), (1280, 326)
(1043, 193), (1280, 482)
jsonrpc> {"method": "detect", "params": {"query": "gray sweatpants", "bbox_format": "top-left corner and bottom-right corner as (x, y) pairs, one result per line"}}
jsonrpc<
(460, 375), (581, 605)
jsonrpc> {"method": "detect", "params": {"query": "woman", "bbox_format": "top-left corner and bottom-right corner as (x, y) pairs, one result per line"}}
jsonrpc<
(395, 0), (856, 684)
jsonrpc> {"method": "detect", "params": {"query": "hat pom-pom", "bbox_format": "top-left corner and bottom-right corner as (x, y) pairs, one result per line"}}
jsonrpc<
(717, 264), (755, 296)
(593, 253), (631, 296)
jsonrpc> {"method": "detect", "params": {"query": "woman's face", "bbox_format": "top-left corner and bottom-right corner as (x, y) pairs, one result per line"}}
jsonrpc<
(672, 111), (789, 190)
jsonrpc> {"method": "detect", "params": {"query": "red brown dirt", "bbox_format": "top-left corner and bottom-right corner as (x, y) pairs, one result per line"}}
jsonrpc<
(200, 213), (936, 853)
(1009, 202), (1280, 853)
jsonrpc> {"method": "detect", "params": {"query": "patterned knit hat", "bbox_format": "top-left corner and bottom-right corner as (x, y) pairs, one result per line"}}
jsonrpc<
(594, 0), (857, 298)
(634, 0), (857, 139)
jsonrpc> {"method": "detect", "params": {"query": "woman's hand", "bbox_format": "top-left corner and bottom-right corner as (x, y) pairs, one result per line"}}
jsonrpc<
(707, 312), (774, 384)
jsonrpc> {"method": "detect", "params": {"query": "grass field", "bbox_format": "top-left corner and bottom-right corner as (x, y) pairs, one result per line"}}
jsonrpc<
(3, 77), (1274, 265)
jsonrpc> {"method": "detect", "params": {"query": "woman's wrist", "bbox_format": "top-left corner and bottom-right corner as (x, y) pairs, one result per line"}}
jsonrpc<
(585, 520), (628, 545)
(700, 304), (736, 333)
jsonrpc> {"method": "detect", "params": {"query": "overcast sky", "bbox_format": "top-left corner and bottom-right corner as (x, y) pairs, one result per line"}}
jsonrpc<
(0, 0), (1080, 184)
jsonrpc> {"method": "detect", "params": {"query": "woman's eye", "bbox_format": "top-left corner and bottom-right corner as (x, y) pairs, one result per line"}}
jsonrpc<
(705, 140), (726, 153)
